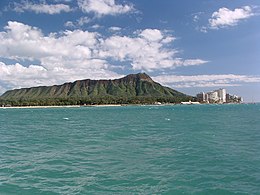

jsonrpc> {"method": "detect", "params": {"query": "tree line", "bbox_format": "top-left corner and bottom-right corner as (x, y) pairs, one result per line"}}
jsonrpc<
(0, 96), (193, 106)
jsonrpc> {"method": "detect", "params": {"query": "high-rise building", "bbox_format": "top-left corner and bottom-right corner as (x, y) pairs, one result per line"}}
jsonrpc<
(208, 91), (219, 103)
(217, 88), (226, 103)
(226, 93), (243, 103)
(196, 92), (208, 102)
(196, 88), (242, 104)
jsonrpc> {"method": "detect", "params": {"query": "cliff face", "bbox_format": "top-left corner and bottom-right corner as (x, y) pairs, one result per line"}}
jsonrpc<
(0, 73), (191, 103)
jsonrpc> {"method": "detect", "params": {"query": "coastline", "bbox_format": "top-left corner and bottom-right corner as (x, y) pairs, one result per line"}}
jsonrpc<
(0, 102), (250, 109)
(0, 104), (166, 109)
(0, 105), (81, 109)
(0, 104), (124, 109)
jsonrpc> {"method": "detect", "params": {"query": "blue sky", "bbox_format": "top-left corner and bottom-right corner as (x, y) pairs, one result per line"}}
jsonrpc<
(0, 0), (260, 102)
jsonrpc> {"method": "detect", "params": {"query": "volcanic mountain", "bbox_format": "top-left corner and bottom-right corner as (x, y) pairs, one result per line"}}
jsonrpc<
(0, 73), (192, 105)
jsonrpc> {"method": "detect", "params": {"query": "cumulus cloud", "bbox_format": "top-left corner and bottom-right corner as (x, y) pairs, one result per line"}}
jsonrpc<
(0, 62), (122, 94)
(209, 6), (254, 29)
(1, 21), (99, 66)
(98, 33), (173, 70)
(139, 29), (163, 42)
(0, 21), (207, 92)
(0, 62), (49, 87)
(13, 1), (72, 14)
(98, 29), (207, 71)
(0, 21), (119, 90)
(0, 22), (206, 71)
(153, 74), (260, 88)
(77, 0), (134, 17)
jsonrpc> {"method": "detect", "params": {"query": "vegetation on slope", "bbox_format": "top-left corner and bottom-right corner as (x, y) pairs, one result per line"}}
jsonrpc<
(0, 73), (193, 106)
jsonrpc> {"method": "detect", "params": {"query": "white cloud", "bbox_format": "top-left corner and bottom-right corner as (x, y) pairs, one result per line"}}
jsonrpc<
(153, 74), (260, 88)
(0, 22), (206, 71)
(192, 12), (204, 23)
(77, 0), (134, 17)
(65, 17), (92, 28)
(64, 21), (75, 28)
(183, 59), (208, 66)
(199, 26), (208, 33)
(98, 32), (174, 70)
(209, 6), (254, 29)
(0, 62), (48, 85)
(77, 16), (91, 26)
(54, 0), (72, 2)
(1, 21), (98, 64)
(0, 21), (117, 90)
(91, 24), (102, 29)
(139, 29), (163, 42)
(13, 1), (72, 14)
(0, 62), (122, 93)
(108, 26), (122, 32)
(0, 21), (207, 92)
(193, 15), (200, 22)
(98, 29), (207, 71)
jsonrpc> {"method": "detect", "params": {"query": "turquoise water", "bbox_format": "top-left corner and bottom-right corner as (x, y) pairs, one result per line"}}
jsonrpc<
(0, 104), (259, 194)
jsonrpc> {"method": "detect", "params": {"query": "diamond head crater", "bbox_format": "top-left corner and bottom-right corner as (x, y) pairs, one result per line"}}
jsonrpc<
(0, 73), (193, 106)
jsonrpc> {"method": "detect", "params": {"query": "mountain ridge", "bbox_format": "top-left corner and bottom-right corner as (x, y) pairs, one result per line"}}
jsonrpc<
(0, 73), (192, 106)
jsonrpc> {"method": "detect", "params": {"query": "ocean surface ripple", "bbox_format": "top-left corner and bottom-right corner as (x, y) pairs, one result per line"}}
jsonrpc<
(0, 104), (260, 194)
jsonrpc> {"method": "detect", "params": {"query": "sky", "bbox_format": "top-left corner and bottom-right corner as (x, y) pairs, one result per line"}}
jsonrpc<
(0, 0), (260, 102)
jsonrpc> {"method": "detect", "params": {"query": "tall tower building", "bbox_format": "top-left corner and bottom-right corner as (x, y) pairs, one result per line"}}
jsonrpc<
(208, 91), (219, 103)
(217, 88), (226, 103)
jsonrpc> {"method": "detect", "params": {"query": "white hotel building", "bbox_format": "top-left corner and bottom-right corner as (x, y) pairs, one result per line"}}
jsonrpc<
(197, 88), (227, 103)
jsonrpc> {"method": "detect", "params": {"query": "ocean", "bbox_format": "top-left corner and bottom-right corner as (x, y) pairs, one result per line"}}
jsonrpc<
(0, 104), (259, 194)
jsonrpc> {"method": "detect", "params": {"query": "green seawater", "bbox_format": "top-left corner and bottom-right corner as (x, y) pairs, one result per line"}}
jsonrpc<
(0, 104), (259, 195)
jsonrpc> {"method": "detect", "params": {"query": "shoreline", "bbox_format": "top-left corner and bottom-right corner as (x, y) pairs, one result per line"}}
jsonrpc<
(0, 102), (251, 109)
(0, 104), (124, 109)
(0, 105), (81, 109)
(0, 104), (168, 109)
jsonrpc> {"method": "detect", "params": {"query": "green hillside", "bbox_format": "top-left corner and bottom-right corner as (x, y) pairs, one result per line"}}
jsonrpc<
(0, 73), (192, 106)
